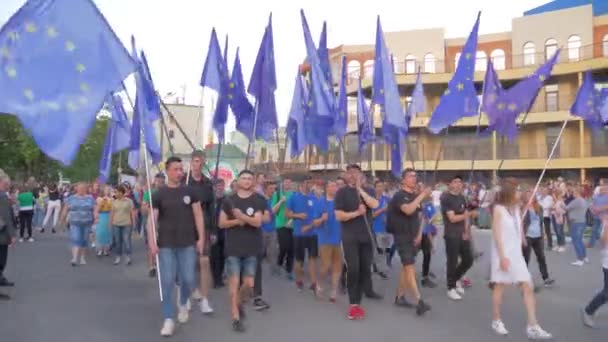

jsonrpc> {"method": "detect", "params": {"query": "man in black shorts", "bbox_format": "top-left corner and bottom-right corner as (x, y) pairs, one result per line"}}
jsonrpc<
(387, 169), (431, 316)
(219, 170), (266, 332)
(440, 175), (475, 301)
(334, 164), (379, 320)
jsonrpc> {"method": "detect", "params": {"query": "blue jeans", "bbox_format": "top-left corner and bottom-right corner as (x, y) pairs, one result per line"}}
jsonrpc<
(588, 218), (603, 248)
(69, 225), (89, 248)
(225, 256), (257, 278)
(551, 216), (566, 247)
(570, 222), (587, 261)
(159, 246), (196, 319)
(33, 204), (44, 228)
(113, 226), (132, 256)
(585, 268), (608, 315)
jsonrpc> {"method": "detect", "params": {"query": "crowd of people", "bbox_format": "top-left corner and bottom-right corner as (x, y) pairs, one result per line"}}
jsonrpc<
(0, 155), (607, 340)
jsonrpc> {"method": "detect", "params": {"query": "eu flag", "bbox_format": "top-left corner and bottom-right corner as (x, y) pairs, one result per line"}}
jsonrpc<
(230, 48), (255, 139)
(601, 88), (608, 122)
(408, 67), (425, 117)
(571, 70), (603, 129)
(388, 125), (405, 177)
(300, 10), (335, 150)
(427, 12), (480, 134)
(199, 28), (223, 93)
(485, 50), (559, 141)
(334, 55), (348, 139)
(286, 70), (308, 158)
(247, 14), (278, 142)
(99, 94), (131, 183)
(317, 21), (333, 90)
(357, 79), (373, 153)
(0, 0), (136, 165)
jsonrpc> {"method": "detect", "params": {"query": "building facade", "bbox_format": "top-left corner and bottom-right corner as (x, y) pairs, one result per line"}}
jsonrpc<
(299, 1), (608, 182)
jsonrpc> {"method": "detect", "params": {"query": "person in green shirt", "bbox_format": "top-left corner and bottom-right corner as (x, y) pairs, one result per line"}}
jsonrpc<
(17, 187), (35, 242)
(272, 178), (294, 278)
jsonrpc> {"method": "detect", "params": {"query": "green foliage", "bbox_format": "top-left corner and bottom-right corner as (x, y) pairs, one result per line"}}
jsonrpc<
(0, 115), (129, 184)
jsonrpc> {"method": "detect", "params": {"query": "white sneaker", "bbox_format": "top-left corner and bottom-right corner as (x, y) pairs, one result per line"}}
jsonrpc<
(491, 320), (509, 336)
(571, 260), (584, 266)
(200, 298), (214, 314)
(113, 257), (121, 265)
(91, 242), (96, 248)
(551, 246), (559, 252)
(557, 247), (566, 253)
(526, 325), (552, 340)
(177, 304), (189, 323)
(186, 298), (191, 312)
(447, 289), (462, 301)
(18, 238), (24, 243)
(455, 282), (465, 296)
(79, 257), (87, 265)
(584, 257), (590, 264)
(160, 318), (175, 337)
(191, 289), (202, 300)
(28, 237), (34, 242)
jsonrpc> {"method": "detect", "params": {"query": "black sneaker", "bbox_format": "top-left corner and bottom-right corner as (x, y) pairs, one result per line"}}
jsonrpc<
(253, 297), (270, 311)
(394, 296), (414, 308)
(421, 277), (437, 288)
(40, 228), (45, 233)
(51, 228), (56, 234)
(377, 271), (389, 280)
(543, 278), (556, 288)
(148, 268), (157, 278)
(232, 319), (246, 332)
(416, 299), (431, 316)
(0, 293), (10, 300)
(0, 277), (14, 287)
(428, 271), (436, 279)
(365, 291), (383, 300)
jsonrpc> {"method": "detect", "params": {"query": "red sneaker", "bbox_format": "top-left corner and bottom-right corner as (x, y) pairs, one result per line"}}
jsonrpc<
(461, 278), (472, 288)
(347, 305), (358, 320)
(296, 281), (304, 291)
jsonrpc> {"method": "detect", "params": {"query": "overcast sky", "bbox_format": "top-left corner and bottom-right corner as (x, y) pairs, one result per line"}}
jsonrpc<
(1, 0), (548, 139)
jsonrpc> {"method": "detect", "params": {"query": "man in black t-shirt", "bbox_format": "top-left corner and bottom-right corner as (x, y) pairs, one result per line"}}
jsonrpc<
(219, 170), (266, 332)
(440, 175), (476, 301)
(148, 157), (205, 337)
(387, 169), (431, 316)
(334, 164), (379, 321)
(184, 150), (215, 314)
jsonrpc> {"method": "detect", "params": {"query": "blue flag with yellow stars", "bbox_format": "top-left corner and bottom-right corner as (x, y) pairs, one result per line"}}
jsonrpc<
(571, 70), (604, 130)
(99, 94), (131, 183)
(231, 48), (255, 140)
(427, 12), (480, 134)
(286, 70), (308, 158)
(334, 55), (348, 139)
(357, 79), (373, 153)
(484, 50), (559, 141)
(0, 0), (136, 165)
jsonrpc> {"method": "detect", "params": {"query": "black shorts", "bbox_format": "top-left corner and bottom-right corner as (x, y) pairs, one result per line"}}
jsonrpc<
(395, 238), (418, 266)
(294, 235), (318, 262)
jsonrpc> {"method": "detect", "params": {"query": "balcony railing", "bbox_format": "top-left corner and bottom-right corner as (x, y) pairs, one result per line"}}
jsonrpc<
(348, 41), (608, 84)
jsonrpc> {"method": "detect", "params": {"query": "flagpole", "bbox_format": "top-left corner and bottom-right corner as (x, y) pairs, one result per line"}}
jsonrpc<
(122, 83), (163, 302)
(526, 118), (569, 211)
(159, 98), (196, 151)
(468, 78), (487, 184)
(245, 100), (259, 170)
(422, 142), (427, 184)
(432, 128), (449, 184)
(495, 109), (534, 176)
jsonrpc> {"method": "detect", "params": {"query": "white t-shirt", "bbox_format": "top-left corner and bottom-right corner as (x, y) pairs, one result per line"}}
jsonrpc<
(539, 195), (554, 218)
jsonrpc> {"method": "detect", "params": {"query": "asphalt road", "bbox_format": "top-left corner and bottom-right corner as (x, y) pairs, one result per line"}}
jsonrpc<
(0, 231), (605, 342)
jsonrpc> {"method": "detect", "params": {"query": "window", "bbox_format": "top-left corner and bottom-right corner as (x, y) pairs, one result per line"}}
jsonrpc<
(545, 84), (558, 112)
(405, 54), (416, 74)
(567, 35), (581, 61)
(523, 42), (536, 66)
(393, 58), (404, 73)
(347, 60), (361, 79)
(423, 53), (436, 73)
(545, 125), (561, 158)
(545, 38), (558, 61)
(363, 60), (374, 79)
(490, 49), (506, 70)
(604, 34), (608, 57)
(475, 51), (487, 71)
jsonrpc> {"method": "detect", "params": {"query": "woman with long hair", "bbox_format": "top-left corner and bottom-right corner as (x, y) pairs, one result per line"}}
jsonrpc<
(490, 178), (552, 339)
(522, 191), (555, 288)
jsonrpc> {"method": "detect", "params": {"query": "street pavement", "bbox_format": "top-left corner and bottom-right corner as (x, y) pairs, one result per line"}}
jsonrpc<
(0, 231), (605, 342)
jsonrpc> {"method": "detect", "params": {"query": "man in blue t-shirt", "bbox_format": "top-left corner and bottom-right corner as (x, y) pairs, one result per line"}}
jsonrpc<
(286, 180), (320, 294)
(316, 180), (342, 302)
(372, 181), (390, 278)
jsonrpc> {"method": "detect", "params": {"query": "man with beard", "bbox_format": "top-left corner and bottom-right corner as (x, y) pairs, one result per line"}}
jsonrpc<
(334, 164), (379, 320)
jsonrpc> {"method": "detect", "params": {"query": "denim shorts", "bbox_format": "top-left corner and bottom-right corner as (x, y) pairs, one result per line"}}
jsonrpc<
(225, 256), (257, 278)
(69, 225), (89, 248)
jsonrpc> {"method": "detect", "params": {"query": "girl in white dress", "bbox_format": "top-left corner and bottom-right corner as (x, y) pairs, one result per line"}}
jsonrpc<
(490, 178), (552, 340)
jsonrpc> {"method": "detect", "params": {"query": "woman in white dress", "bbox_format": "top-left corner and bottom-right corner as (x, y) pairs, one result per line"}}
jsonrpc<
(490, 178), (552, 340)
